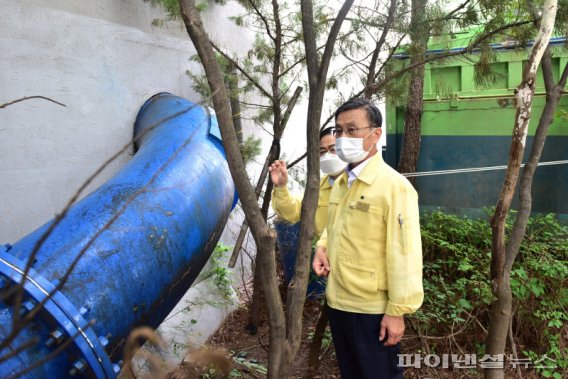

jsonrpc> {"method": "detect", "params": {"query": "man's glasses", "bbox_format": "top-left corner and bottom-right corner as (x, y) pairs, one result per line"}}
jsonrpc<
(331, 126), (372, 137)
(319, 145), (337, 157)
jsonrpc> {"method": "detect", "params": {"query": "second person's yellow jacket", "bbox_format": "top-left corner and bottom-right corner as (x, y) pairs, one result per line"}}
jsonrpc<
(272, 176), (332, 238)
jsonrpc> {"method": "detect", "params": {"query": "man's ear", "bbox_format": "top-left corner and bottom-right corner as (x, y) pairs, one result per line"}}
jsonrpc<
(372, 127), (382, 143)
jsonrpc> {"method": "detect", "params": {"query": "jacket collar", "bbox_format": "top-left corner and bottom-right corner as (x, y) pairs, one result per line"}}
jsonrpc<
(351, 152), (383, 185)
(320, 175), (332, 190)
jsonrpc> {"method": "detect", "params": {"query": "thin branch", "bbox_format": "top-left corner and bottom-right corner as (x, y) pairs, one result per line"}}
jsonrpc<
(236, 99), (273, 109)
(317, 0), (356, 86)
(0, 96), (66, 109)
(0, 337), (39, 364)
(362, 20), (535, 96)
(210, 41), (272, 99)
(4, 320), (95, 379)
(373, 34), (407, 82)
(279, 86), (303, 131)
(270, 0), (283, 135)
(247, 0), (276, 43)
(446, 0), (472, 19)
(558, 55), (568, 88)
(365, 0), (397, 98)
(542, 47), (555, 93)
(508, 307), (523, 379)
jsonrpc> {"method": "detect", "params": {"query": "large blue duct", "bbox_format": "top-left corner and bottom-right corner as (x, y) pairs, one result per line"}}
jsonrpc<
(0, 93), (236, 378)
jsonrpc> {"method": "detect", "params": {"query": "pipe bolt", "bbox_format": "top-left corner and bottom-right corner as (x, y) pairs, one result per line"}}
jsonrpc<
(69, 359), (86, 376)
(79, 306), (89, 316)
(98, 335), (109, 347)
(19, 300), (35, 316)
(45, 329), (65, 347)
(113, 361), (123, 374)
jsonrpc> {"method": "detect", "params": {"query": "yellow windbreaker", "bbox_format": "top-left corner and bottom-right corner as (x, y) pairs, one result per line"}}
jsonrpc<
(317, 153), (423, 316)
(272, 176), (332, 238)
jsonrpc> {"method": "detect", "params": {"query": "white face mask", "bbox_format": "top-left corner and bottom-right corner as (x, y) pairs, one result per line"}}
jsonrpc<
(320, 152), (347, 176)
(335, 131), (375, 163)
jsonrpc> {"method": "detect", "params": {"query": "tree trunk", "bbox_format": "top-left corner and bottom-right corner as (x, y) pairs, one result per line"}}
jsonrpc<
(177, 2), (287, 377)
(275, 1), (353, 376)
(179, 0), (353, 375)
(227, 63), (244, 145)
(397, 72), (424, 180)
(248, 175), (277, 333)
(397, 0), (429, 183)
(485, 2), (558, 378)
(488, 46), (567, 379)
(485, 276), (513, 378)
(241, 87), (302, 331)
(308, 305), (328, 374)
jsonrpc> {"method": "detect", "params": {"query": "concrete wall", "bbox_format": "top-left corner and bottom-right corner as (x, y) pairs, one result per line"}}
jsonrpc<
(0, 0), (256, 243)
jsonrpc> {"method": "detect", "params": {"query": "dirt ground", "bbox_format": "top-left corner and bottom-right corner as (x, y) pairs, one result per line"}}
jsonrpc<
(203, 285), (540, 379)
(207, 297), (339, 378)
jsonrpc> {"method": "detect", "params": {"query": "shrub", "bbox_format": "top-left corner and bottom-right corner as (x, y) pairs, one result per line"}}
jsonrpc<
(410, 211), (567, 376)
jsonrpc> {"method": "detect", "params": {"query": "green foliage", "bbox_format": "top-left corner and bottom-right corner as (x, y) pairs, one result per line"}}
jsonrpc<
(307, 327), (332, 350)
(240, 135), (262, 165)
(231, 350), (268, 376)
(412, 211), (567, 376)
(206, 243), (235, 303)
(186, 53), (248, 104)
(146, 0), (181, 20)
(148, 0), (228, 21)
(414, 211), (493, 325)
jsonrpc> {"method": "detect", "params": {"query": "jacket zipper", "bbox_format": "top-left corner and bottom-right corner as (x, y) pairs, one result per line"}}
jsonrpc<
(398, 213), (407, 254)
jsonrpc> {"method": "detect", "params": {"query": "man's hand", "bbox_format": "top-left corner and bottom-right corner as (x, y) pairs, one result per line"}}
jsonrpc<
(268, 160), (288, 187)
(312, 246), (330, 277)
(379, 315), (405, 346)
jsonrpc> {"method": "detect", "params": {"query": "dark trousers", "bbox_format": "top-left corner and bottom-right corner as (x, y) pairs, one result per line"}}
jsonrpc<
(327, 305), (404, 379)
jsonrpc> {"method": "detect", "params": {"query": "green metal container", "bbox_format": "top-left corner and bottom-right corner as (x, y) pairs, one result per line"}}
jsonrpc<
(386, 33), (568, 217)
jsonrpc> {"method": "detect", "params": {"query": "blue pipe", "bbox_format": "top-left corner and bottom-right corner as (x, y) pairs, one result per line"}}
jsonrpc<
(0, 93), (236, 378)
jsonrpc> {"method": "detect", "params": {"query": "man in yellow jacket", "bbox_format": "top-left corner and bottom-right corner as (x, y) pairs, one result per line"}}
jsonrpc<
(269, 127), (346, 238)
(313, 98), (423, 379)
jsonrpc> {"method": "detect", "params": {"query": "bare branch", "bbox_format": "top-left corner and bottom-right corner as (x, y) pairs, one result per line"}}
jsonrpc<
(541, 47), (555, 93)
(363, 20), (535, 95)
(0, 96), (66, 109)
(0, 337), (39, 364)
(279, 86), (303, 131)
(317, 0), (356, 85)
(558, 54), (568, 88)
(4, 320), (95, 379)
(247, 0), (276, 43)
(270, 0), (283, 135)
(365, 0), (397, 98)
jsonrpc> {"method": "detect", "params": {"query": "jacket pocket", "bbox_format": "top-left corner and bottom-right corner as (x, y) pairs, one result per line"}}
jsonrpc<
(343, 203), (385, 245)
(398, 213), (420, 256)
(338, 260), (380, 301)
(398, 213), (407, 255)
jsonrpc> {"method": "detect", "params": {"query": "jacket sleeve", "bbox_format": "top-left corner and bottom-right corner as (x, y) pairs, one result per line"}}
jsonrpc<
(316, 228), (328, 249)
(384, 180), (424, 317)
(271, 186), (302, 224)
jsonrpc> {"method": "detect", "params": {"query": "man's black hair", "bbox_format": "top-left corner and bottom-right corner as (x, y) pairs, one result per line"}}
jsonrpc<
(334, 98), (382, 128)
(319, 126), (333, 140)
